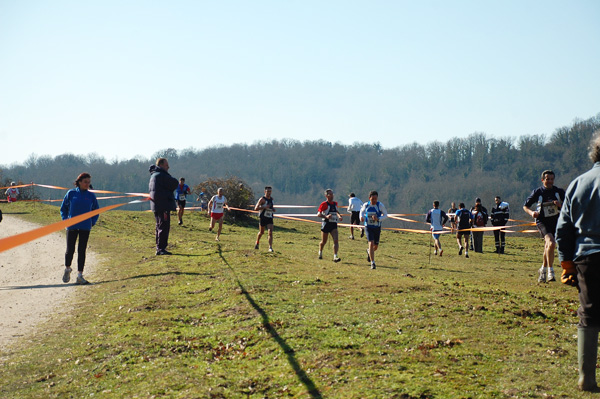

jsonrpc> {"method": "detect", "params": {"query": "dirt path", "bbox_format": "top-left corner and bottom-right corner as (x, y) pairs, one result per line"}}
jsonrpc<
(0, 214), (98, 351)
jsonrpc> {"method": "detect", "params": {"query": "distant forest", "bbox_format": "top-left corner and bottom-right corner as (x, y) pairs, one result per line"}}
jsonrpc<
(1, 113), (599, 216)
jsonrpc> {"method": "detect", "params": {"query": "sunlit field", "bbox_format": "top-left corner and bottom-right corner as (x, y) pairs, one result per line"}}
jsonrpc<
(0, 202), (589, 398)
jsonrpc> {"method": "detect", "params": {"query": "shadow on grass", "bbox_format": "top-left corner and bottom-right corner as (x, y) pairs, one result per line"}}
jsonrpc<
(0, 271), (212, 290)
(216, 244), (323, 399)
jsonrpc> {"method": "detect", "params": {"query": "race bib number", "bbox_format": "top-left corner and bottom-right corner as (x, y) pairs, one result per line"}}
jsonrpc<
(179, 194), (186, 200)
(215, 202), (224, 211)
(367, 212), (378, 226)
(328, 214), (339, 223)
(264, 209), (273, 218)
(542, 202), (559, 217)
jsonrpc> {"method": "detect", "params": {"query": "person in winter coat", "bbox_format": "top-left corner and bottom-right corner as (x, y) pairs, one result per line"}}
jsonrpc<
(149, 158), (179, 255)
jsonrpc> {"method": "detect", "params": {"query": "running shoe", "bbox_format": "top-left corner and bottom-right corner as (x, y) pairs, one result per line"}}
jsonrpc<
(268, 247), (274, 253)
(465, 252), (469, 258)
(156, 250), (173, 255)
(333, 256), (341, 263)
(178, 220), (183, 225)
(371, 262), (376, 270)
(547, 267), (556, 282)
(458, 246), (463, 256)
(434, 250), (438, 256)
(62, 267), (72, 283)
(215, 236), (220, 242)
(76, 275), (90, 285)
(538, 265), (547, 283)
(349, 235), (354, 240)
(439, 249), (443, 257)
(318, 252), (323, 260)
(366, 249), (371, 263)
(360, 230), (364, 238)
(254, 243), (259, 250)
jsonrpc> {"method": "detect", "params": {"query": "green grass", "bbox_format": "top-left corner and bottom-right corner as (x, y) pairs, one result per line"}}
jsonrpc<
(0, 202), (589, 398)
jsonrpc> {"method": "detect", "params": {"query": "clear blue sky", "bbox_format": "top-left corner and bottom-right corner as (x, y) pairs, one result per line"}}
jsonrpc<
(1, 1), (598, 166)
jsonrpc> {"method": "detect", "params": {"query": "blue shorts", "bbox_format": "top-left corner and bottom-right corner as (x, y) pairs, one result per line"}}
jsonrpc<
(366, 227), (381, 244)
(432, 233), (441, 240)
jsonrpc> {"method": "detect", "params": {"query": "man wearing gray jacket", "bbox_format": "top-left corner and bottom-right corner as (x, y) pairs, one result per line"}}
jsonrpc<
(149, 158), (179, 255)
(556, 129), (600, 392)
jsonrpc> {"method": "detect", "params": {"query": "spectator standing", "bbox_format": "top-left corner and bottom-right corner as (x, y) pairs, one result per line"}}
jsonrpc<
(491, 196), (510, 254)
(149, 158), (179, 255)
(556, 130), (600, 392)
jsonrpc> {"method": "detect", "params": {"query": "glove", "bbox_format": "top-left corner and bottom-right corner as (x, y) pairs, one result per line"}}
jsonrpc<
(560, 261), (578, 287)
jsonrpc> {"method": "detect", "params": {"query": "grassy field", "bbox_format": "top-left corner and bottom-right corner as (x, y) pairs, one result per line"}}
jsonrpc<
(0, 202), (590, 398)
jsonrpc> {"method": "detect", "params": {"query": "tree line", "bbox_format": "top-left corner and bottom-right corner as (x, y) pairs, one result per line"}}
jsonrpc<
(1, 113), (599, 216)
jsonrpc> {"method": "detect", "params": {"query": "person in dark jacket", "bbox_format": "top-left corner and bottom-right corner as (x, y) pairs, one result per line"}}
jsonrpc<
(149, 158), (179, 255)
(60, 172), (99, 285)
(491, 196), (510, 254)
(556, 130), (600, 392)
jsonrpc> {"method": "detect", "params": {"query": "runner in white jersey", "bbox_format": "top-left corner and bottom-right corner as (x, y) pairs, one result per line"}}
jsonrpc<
(426, 200), (449, 256)
(5, 182), (19, 203)
(207, 187), (228, 241)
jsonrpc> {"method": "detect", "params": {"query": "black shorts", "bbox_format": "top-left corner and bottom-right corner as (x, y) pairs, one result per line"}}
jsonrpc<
(350, 211), (360, 225)
(366, 227), (381, 244)
(177, 200), (186, 208)
(260, 216), (274, 227)
(321, 222), (338, 234)
(537, 217), (558, 238)
(456, 231), (471, 239)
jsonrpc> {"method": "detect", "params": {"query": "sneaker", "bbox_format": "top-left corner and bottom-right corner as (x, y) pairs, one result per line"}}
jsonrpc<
(215, 236), (220, 242)
(465, 252), (469, 258)
(366, 249), (371, 263)
(360, 230), (364, 238)
(209, 226), (213, 232)
(500, 247), (505, 254)
(156, 249), (172, 255)
(458, 246), (463, 256)
(371, 262), (376, 270)
(548, 267), (556, 282)
(494, 247), (500, 254)
(470, 246), (474, 251)
(76, 275), (90, 285)
(439, 249), (443, 257)
(62, 267), (72, 283)
(434, 250), (438, 256)
(254, 243), (259, 250)
(268, 247), (273, 253)
(538, 266), (547, 283)
(178, 220), (183, 225)
(318, 252), (323, 260)
(349, 235), (354, 240)
(333, 256), (341, 263)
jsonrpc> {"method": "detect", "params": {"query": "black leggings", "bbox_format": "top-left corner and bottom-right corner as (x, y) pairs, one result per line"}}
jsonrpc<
(65, 229), (91, 272)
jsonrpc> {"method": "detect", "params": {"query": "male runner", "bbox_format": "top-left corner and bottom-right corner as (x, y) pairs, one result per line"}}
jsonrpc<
(455, 203), (473, 258)
(317, 189), (342, 262)
(347, 192), (364, 240)
(175, 178), (191, 225)
(360, 190), (388, 269)
(255, 186), (276, 252)
(426, 200), (449, 256)
(523, 170), (565, 282)
(448, 202), (458, 232)
(208, 187), (228, 241)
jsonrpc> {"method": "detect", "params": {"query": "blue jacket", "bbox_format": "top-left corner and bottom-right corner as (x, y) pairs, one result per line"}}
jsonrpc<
(60, 187), (100, 231)
(557, 163), (600, 262)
